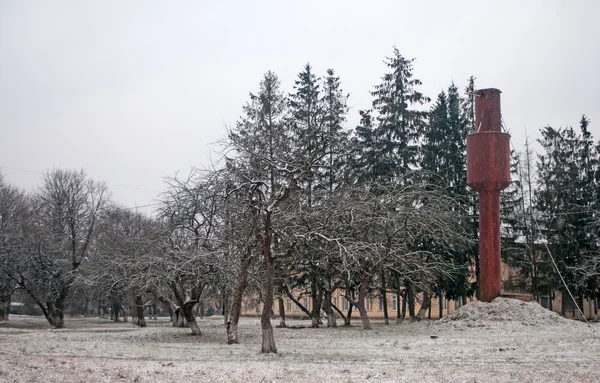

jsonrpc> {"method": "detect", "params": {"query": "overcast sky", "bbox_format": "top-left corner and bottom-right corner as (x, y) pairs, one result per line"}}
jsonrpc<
(1, 0), (598, 212)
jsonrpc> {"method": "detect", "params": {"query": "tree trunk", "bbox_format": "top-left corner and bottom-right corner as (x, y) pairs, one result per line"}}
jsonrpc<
(381, 271), (389, 325)
(228, 253), (250, 344)
(394, 271), (403, 324)
(259, 215), (277, 353)
(344, 288), (355, 326)
(317, 291), (324, 325)
(357, 264), (372, 330)
(284, 288), (313, 321)
(428, 296), (432, 319)
(171, 308), (179, 326)
(407, 282), (416, 320)
(112, 302), (120, 322)
(223, 294), (230, 325)
(121, 304), (128, 322)
(50, 297), (66, 328)
(396, 291), (403, 324)
(157, 297), (177, 325)
(401, 290), (407, 323)
(176, 307), (186, 327)
(417, 291), (431, 319)
(345, 303), (353, 326)
(310, 314), (319, 327)
(322, 285), (336, 328)
(438, 289), (444, 319)
(310, 275), (320, 328)
(182, 300), (201, 335)
(198, 300), (205, 319)
(0, 298), (10, 320)
(331, 302), (346, 324)
(134, 296), (146, 327)
(278, 296), (287, 328)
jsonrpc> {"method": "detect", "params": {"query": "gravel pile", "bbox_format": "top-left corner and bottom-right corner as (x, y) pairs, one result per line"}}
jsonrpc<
(437, 297), (578, 328)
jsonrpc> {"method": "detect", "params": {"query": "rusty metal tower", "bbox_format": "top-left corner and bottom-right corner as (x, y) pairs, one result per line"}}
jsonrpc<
(466, 88), (511, 302)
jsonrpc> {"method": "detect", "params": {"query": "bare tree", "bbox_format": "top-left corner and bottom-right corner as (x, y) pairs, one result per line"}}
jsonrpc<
(89, 206), (166, 327)
(314, 183), (470, 329)
(156, 169), (222, 335)
(0, 173), (30, 321)
(8, 169), (108, 328)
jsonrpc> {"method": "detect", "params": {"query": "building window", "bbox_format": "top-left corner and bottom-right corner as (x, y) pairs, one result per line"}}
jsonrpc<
(564, 296), (577, 317)
(365, 299), (372, 311)
(342, 297), (349, 311)
(378, 297), (384, 311)
(392, 295), (398, 311)
(286, 299), (292, 312)
(303, 297), (309, 311)
(540, 295), (551, 309)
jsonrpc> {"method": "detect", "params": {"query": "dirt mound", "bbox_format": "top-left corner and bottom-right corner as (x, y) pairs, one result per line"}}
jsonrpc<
(438, 297), (577, 328)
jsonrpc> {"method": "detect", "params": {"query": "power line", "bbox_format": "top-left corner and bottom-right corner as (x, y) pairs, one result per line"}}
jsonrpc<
(123, 202), (162, 210)
(0, 165), (162, 194)
(1, 165), (164, 212)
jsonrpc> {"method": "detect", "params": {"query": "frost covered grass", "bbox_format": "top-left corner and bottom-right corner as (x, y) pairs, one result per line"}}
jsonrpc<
(1, 307), (599, 383)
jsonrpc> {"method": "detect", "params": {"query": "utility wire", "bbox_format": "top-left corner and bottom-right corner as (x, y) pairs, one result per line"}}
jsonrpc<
(1, 165), (163, 212)
(0, 165), (162, 194)
(531, 213), (597, 337)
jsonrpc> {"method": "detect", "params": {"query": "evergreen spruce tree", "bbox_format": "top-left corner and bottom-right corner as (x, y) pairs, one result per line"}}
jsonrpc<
(421, 82), (472, 307)
(320, 68), (349, 193)
(535, 122), (595, 314)
(421, 90), (449, 186)
(459, 76), (481, 298)
(351, 109), (381, 184)
(231, 70), (289, 191)
(460, 76), (476, 134)
(574, 115), (598, 306)
(288, 63), (324, 207)
(367, 47), (430, 184)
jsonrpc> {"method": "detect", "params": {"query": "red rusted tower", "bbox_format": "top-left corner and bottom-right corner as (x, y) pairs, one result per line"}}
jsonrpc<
(466, 88), (511, 303)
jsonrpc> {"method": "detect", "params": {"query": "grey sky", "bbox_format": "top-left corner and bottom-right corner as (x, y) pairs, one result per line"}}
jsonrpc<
(1, 1), (598, 212)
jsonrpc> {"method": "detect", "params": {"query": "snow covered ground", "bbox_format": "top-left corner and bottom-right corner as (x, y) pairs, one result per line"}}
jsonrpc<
(1, 300), (599, 382)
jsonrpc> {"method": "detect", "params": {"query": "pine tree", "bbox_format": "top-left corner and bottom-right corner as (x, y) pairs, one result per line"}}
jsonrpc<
(421, 82), (472, 305)
(459, 76), (481, 298)
(535, 122), (596, 314)
(288, 63), (324, 206)
(574, 115), (598, 305)
(500, 135), (547, 301)
(500, 148), (528, 294)
(421, 90), (449, 186)
(460, 76), (476, 134)
(368, 47), (430, 184)
(320, 69), (349, 193)
(231, 70), (289, 193)
(351, 109), (382, 184)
